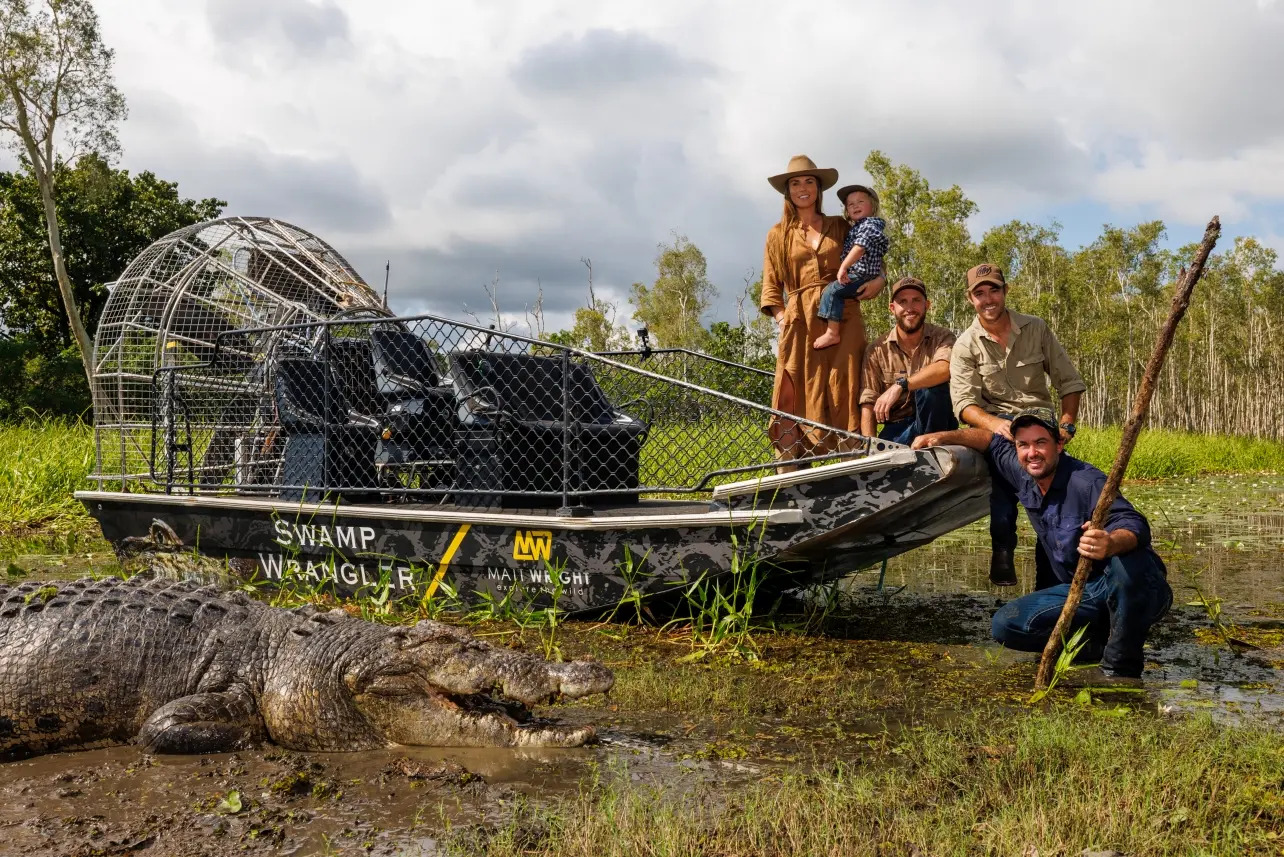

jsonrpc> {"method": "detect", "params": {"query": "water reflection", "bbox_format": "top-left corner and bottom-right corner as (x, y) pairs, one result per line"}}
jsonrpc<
(864, 474), (1284, 725)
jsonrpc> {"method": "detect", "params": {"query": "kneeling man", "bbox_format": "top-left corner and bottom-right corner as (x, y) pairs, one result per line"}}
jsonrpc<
(913, 407), (1172, 677)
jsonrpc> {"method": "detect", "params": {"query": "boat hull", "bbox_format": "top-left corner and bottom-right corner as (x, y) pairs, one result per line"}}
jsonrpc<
(77, 446), (990, 613)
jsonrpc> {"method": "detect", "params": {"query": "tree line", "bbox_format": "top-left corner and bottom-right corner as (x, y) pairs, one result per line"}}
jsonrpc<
(586, 151), (1284, 441)
(0, 0), (1277, 437)
(2, 147), (1280, 443)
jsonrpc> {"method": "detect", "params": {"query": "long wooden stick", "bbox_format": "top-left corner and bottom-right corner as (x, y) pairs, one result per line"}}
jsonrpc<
(1033, 216), (1221, 690)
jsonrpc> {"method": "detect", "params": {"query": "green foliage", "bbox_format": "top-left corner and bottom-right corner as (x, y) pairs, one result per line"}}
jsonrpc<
(628, 234), (717, 349)
(0, 154), (225, 350)
(1071, 425), (1284, 478)
(1028, 624), (1092, 704)
(705, 319), (773, 372)
(0, 417), (93, 533)
(0, 339), (91, 417)
(864, 149), (980, 334)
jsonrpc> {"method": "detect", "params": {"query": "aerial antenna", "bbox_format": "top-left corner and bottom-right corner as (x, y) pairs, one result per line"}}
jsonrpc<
(382, 260), (390, 308)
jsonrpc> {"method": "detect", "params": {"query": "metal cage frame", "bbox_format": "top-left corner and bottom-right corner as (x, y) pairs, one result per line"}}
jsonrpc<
(90, 217), (385, 486)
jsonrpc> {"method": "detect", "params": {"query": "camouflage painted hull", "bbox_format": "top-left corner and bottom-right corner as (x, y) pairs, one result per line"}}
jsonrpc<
(75, 445), (989, 613)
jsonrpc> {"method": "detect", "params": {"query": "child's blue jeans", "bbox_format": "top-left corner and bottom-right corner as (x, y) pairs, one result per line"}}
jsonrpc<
(817, 274), (876, 322)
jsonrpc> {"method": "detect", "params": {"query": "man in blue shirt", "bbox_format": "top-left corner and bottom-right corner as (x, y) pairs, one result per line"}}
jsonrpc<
(912, 407), (1172, 677)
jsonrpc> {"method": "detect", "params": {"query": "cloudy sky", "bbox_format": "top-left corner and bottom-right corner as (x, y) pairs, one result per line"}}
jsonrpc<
(71, 0), (1284, 330)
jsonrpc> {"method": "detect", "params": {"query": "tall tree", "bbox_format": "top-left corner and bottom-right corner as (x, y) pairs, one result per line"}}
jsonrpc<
(0, 154), (225, 348)
(629, 234), (717, 349)
(0, 0), (126, 382)
(864, 150), (979, 332)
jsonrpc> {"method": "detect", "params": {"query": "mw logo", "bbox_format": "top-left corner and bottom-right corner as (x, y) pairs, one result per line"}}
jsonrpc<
(513, 529), (553, 561)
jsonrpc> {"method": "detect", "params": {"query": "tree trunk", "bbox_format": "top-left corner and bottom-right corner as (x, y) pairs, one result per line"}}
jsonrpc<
(33, 163), (95, 386)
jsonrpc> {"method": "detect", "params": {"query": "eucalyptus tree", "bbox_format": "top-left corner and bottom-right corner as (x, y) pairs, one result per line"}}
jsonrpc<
(863, 150), (979, 332)
(629, 233), (717, 350)
(0, 0), (125, 383)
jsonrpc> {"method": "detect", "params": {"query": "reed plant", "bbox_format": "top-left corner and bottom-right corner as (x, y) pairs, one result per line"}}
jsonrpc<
(0, 417), (94, 534)
(661, 521), (774, 660)
(1072, 425), (1283, 478)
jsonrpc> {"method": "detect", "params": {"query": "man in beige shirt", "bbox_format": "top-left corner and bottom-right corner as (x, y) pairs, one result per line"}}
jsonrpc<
(950, 263), (1087, 586)
(859, 276), (957, 445)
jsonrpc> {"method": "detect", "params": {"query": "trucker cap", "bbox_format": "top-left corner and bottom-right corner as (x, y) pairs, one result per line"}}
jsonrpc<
(966, 263), (1006, 292)
(1010, 407), (1059, 437)
(890, 276), (927, 299)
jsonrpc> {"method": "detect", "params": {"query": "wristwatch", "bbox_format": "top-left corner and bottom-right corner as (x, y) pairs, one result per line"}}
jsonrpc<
(1060, 422), (1077, 438)
(896, 377), (909, 394)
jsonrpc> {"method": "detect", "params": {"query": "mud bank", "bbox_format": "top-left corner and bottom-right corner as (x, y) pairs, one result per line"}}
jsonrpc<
(0, 476), (1280, 855)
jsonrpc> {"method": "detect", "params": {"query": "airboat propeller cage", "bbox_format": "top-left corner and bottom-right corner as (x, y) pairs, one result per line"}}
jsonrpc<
(91, 216), (385, 485)
(80, 217), (990, 613)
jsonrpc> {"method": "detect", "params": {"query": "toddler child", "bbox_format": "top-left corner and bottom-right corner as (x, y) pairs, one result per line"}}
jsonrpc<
(813, 185), (887, 349)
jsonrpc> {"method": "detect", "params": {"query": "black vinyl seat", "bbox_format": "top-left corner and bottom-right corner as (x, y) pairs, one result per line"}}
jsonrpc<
(448, 351), (647, 506)
(274, 358), (378, 501)
(329, 337), (382, 421)
(372, 328), (443, 398)
(370, 328), (457, 467)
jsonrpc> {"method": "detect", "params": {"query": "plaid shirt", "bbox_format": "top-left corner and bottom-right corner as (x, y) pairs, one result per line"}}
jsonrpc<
(841, 216), (888, 281)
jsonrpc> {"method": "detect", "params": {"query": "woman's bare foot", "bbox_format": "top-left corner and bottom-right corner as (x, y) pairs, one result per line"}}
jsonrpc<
(813, 328), (841, 349)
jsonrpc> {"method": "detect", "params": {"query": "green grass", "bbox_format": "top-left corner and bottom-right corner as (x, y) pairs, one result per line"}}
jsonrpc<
(0, 419), (1276, 545)
(0, 418), (94, 536)
(455, 710), (1284, 857)
(1072, 425), (1284, 478)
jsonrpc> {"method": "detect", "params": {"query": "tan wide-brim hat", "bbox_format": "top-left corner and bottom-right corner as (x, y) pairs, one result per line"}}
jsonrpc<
(768, 154), (839, 195)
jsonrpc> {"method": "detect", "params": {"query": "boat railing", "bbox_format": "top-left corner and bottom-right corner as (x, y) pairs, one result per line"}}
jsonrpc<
(595, 347), (774, 407)
(144, 312), (898, 511)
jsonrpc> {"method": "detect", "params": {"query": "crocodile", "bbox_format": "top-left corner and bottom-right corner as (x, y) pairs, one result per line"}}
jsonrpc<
(0, 576), (612, 759)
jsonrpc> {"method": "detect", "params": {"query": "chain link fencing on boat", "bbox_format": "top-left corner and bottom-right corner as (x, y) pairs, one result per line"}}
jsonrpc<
(136, 314), (897, 507)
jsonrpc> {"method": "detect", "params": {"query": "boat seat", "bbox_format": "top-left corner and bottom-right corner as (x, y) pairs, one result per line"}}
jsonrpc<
(329, 337), (382, 421)
(448, 351), (646, 506)
(273, 357), (378, 501)
(370, 328), (457, 468)
(372, 328), (443, 399)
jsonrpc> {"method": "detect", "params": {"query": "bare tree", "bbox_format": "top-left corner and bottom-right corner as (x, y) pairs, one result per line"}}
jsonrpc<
(463, 269), (518, 337)
(0, 0), (126, 382)
(524, 277), (546, 339)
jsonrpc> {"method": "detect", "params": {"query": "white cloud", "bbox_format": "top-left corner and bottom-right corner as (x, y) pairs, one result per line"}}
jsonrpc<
(86, 0), (1284, 322)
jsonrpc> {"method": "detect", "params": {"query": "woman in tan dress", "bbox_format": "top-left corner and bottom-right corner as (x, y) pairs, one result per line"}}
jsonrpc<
(760, 155), (885, 459)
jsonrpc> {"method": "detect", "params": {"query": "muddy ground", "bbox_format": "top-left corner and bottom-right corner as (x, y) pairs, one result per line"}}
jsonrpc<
(1, 475), (1281, 856)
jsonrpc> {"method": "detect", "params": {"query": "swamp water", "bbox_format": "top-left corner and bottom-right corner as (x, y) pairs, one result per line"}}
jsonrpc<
(1, 475), (1281, 855)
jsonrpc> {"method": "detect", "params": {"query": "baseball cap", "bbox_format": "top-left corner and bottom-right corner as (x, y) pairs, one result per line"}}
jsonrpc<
(890, 276), (927, 300)
(836, 184), (879, 208)
(1010, 407), (1059, 437)
(965, 263), (1006, 292)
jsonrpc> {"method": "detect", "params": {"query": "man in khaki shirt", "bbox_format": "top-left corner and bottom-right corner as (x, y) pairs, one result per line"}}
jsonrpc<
(950, 263), (1087, 586)
(859, 276), (957, 445)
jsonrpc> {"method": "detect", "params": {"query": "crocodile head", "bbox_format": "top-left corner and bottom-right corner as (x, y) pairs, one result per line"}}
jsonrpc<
(339, 619), (613, 748)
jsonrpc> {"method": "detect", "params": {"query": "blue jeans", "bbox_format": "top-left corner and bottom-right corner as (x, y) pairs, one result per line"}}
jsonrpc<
(878, 383), (959, 445)
(991, 549), (1173, 677)
(817, 274), (876, 322)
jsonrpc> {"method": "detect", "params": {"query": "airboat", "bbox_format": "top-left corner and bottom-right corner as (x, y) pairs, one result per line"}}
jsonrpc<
(75, 217), (991, 611)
